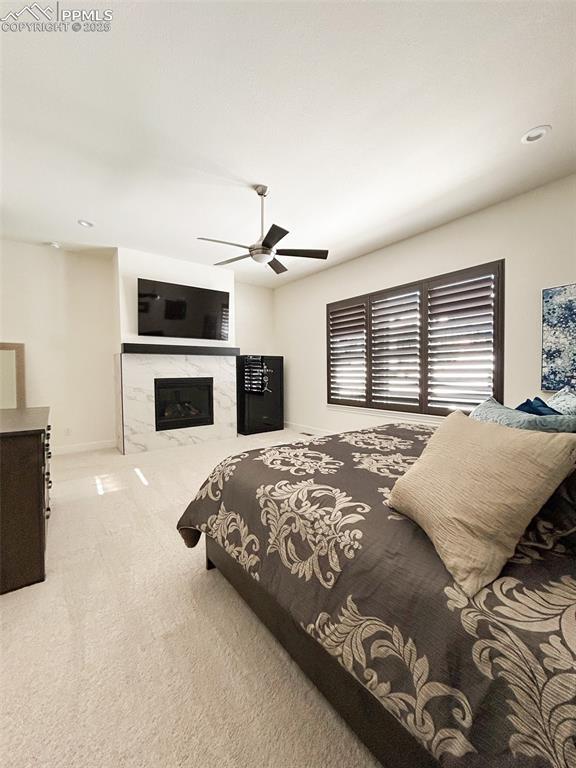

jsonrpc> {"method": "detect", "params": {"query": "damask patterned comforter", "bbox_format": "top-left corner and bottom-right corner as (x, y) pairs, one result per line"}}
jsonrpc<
(177, 423), (576, 768)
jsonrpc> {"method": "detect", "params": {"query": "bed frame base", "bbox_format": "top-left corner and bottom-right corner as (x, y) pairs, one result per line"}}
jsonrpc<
(205, 536), (436, 768)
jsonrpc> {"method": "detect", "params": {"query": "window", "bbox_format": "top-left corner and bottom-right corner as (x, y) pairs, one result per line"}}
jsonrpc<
(326, 300), (368, 403)
(327, 260), (504, 415)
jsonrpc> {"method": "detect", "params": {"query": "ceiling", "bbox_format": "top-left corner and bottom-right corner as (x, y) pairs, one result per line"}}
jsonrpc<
(1, 1), (575, 287)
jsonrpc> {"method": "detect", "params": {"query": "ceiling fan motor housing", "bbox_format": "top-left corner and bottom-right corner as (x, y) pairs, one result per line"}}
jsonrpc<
(250, 245), (274, 264)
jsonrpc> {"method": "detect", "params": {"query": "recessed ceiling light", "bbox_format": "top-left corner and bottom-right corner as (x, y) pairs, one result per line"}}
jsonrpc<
(521, 125), (551, 144)
(77, 219), (94, 228)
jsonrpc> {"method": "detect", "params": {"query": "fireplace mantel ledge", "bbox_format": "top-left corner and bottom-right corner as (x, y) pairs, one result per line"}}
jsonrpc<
(121, 343), (240, 356)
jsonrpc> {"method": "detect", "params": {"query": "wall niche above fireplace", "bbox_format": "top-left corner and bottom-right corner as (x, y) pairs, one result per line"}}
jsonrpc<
(154, 377), (213, 431)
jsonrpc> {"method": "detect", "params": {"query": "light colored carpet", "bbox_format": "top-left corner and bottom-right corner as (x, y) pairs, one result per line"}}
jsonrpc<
(0, 432), (378, 768)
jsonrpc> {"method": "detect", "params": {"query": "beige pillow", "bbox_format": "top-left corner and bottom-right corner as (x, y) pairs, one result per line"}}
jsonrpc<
(389, 411), (576, 596)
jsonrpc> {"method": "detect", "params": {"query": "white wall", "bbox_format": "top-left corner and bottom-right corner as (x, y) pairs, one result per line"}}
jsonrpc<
(0, 241), (117, 451)
(116, 247), (235, 346)
(273, 174), (576, 434)
(2, 176), (572, 450)
(0, 242), (274, 453)
(235, 282), (276, 355)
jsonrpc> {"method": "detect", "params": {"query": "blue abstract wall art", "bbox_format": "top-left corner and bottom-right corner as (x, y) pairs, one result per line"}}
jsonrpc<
(542, 283), (576, 391)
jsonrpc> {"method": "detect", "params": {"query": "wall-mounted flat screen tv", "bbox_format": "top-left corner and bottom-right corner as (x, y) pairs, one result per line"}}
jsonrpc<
(137, 278), (230, 341)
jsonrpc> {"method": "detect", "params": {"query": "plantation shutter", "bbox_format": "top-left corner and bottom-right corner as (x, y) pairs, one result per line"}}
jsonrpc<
(326, 260), (503, 415)
(425, 264), (502, 412)
(369, 287), (421, 410)
(327, 299), (368, 404)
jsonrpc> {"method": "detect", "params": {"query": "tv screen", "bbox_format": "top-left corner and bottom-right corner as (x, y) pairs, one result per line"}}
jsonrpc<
(137, 278), (230, 341)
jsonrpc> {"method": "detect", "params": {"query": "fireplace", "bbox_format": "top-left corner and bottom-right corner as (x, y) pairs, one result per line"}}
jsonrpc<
(154, 377), (213, 431)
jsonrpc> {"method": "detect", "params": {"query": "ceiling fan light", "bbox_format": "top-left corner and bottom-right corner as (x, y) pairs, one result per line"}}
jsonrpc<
(251, 249), (274, 264)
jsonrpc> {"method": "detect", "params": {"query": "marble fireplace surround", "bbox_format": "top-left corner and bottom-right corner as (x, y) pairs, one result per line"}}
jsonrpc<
(117, 346), (238, 453)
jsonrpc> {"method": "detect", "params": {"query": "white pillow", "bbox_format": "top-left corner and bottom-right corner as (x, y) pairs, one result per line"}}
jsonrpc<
(547, 386), (576, 415)
(389, 411), (576, 596)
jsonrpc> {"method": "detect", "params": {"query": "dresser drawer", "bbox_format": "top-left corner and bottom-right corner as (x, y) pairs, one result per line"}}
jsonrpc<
(0, 432), (46, 594)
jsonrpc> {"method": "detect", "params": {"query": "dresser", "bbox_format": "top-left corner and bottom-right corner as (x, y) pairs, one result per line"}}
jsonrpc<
(0, 407), (51, 594)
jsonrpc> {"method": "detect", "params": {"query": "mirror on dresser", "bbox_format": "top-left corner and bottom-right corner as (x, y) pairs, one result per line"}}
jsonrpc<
(0, 343), (26, 409)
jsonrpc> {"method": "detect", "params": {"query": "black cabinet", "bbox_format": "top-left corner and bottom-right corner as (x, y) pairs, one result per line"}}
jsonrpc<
(237, 356), (284, 435)
(0, 407), (50, 594)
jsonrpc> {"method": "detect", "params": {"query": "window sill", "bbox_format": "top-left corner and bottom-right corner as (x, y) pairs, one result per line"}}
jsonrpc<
(326, 403), (444, 426)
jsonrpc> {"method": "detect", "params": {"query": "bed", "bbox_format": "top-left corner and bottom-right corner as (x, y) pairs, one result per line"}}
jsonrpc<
(177, 423), (576, 768)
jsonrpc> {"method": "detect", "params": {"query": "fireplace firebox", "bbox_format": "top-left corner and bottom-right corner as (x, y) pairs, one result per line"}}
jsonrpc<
(154, 377), (213, 431)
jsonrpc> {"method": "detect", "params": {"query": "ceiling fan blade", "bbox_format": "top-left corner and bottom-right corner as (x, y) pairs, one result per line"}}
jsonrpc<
(262, 224), (289, 249)
(268, 258), (288, 274)
(275, 249), (329, 259)
(215, 254), (251, 266)
(198, 237), (249, 249)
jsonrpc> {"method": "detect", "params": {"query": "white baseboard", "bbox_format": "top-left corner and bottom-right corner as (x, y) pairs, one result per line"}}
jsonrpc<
(52, 439), (117, 456)
(285, 422), (333, 436)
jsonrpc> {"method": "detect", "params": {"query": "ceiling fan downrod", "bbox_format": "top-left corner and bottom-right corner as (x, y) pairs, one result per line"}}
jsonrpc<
(254, 184), (269, 240)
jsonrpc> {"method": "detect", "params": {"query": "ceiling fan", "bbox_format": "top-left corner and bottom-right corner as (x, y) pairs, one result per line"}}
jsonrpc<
(198, 185), (329, 274)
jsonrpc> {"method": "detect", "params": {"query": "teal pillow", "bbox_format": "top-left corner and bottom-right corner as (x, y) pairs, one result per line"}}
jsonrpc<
(547, 387), (576, 416)
(471, 398), (576, 433)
